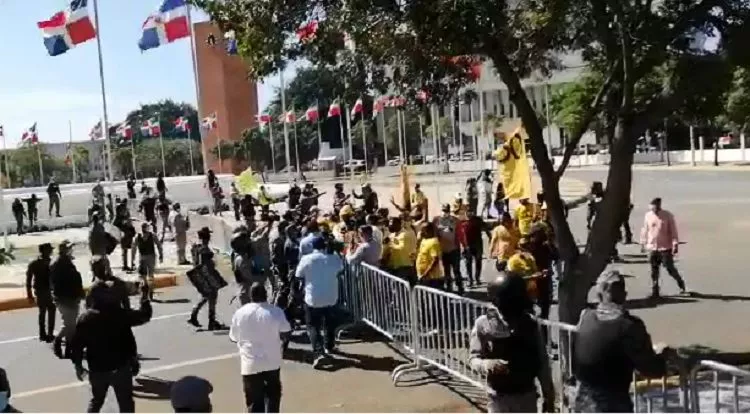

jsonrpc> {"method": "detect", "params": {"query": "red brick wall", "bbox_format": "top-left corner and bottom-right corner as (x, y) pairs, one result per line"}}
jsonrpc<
(194, 22), (259, 175)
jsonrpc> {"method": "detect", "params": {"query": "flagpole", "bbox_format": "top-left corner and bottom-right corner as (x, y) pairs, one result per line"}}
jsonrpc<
(268, 121), (277, 173)
(92, 0), (114, 200)
(431, 104), (442, 205)
(379, 111), (388, 167)
(337, 101), (346, 176)
(316, 99), (322, 149)
(69, 120), (77, 183)
(158, 117), (166, 176)
(344, 102), (354, 182)
(456, 98), (464, 173)
(217, 139), (223, 174)
(130, 134), (137, 176)
(293, 116), (301, 175)
(280, 71), (292, 183)
(400, 110), (409, 165)
(187, 6), (209, 177)
(37, 140), (44, 186)
(187, 126), (195, 175)
(396, 108), (404, 164)
(360, 107), (368, 176)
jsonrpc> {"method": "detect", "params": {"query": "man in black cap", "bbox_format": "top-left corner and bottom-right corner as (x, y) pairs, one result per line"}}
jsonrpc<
(469, 272), (554, 413)
(170, 376), (213, 412)
(573, 270), (676, 412)
(50, 240), (84, 359)
(69, 257), (152, 413)
(26, 243), (56, 342)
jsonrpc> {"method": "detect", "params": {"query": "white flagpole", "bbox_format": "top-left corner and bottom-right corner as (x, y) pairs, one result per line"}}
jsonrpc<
(130, 133), (137, 176)
(360, 108), (368, 176)
(379, 111), (388, 166)
(396, 108), (404, 164)
(187, 126), (195, 175)
(478, 88), (485, 171)
(344, 102), (354, 182)
(280, 72), (292, 183)
(92, 0), (114, 201)
(337, 102), (347, 174)
(69, 120), (78, 183)
(431, 104), (442, 204)
(268, 121), (277, 173)
(293, 116), (301, 175)
(158, 117), (166, 176)
(316, 100), (322, 149)
(37, 140), (44, 185)
(400, 110), (409, 165)
(187, 6), (209, 176)
(456, 99), (464, 172)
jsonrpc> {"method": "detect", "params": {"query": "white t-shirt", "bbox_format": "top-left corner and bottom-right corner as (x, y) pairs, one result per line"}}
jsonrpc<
(229, 302), (292, 375)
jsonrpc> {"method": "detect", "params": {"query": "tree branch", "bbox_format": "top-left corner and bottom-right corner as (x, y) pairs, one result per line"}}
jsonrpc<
(555, 61), (620, 179)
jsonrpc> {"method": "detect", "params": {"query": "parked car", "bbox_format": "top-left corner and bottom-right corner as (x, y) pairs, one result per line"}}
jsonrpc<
(343, 159), (367, 172)
(387, 157), (401, 166)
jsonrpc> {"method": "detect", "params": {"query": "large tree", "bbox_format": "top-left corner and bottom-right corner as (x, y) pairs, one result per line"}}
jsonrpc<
(194, 0), (749, 326)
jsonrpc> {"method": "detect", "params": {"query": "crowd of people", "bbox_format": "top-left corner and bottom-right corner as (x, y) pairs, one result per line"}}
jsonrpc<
(4, 167), (691, 413)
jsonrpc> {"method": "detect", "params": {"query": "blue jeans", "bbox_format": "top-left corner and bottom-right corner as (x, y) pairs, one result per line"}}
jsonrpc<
(304, 305), (337, 355)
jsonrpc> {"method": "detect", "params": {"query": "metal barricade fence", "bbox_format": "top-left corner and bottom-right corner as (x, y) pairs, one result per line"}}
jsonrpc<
(534, 317), (578, 412)
(689, 360), (750, 413)
(632, 371), (691, 413)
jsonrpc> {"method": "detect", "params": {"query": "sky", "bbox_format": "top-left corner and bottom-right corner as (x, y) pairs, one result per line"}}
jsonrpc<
(0, 0), (294, 148)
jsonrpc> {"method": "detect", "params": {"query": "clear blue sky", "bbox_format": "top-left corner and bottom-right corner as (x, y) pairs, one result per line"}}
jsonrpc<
(0, 0), (292, 148)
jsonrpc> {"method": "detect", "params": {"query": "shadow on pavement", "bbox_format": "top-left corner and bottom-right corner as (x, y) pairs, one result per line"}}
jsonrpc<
(133, 376), (173, 400)
(625, 296), (695, 310)
(152, 298), (190, 304)
(137, 355), (160, 362)
(689, 292), (750, 302)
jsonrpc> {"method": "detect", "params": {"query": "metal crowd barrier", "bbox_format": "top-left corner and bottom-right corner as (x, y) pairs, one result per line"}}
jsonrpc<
(689, 360), (750, 412)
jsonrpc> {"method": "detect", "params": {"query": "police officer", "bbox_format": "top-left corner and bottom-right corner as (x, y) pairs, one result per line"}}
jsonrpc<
(11, 199), (25, 235)
(469, 272), (554, 413)
(140, 187), (158, 229)
(26, 243), (56, 342)
(51, 240), (84, 359)
(23, 194), (40, 228)
(573, 270), (676, 412)
(47, 177), (62, 218)
(188, 227), (227, 330)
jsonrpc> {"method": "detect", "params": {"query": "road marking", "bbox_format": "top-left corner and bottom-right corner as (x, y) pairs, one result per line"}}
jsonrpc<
(0, 311), (192, 346)
(14, 352), (238, 399)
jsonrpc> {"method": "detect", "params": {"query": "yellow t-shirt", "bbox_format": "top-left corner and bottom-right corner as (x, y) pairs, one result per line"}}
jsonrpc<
(388, 228), (418, 269)
(489, 224), (520, 261)
(514, 203), (535, 235)
(416, 237), (443, 280)
(507, 251), (538, 276)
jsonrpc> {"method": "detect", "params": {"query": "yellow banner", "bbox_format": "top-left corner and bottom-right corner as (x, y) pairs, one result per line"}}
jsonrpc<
(494, 127), (532, 200)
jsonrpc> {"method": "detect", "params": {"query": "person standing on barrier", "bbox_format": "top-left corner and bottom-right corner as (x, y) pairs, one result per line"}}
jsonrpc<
(640, 197), (687, 298)
(295, 236), (343, 369)
(573, 270), (676, 412)
(434, 204), (463, 294)
(469, 272), (555, 413)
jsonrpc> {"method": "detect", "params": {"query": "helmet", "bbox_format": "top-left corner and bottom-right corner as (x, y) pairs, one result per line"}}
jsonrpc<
(487, 273), (532, 314)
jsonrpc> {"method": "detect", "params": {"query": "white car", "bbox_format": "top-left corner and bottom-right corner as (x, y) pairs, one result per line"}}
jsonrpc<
(386, 157), (401, 166)
(343, 160), (367, 172)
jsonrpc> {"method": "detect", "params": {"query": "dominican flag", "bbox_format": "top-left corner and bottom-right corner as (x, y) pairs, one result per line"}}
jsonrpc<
(141, 119), (161, 136)
(117, 123), (133, 140)
(174, 116), (191, 132)
(138, 0), (190, 51)
(328, 100), (341, 117)
(256, 114), (272, 126)
(303, 106), (319, 123)
(64, 143), (73, 166)
(202, 113), (217, 130)
(296, 20), (318, 43)
(280, 111), (296, 124)
(373, 97), (385, 119)
(37, 0), (97, 57)
(386, 96), (406, 108)
(416, 90), (430, 104)
(22, 123), (39, 144)
(350, 98), (364, 118)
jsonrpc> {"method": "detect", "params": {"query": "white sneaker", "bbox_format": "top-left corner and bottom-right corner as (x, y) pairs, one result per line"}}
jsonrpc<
(312, 355), (325, 369)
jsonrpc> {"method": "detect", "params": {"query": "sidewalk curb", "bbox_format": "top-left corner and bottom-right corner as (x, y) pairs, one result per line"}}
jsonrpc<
(0, 273), (179, 313)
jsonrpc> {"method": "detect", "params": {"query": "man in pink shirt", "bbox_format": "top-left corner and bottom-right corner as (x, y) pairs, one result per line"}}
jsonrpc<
(640, 197), (687, 298)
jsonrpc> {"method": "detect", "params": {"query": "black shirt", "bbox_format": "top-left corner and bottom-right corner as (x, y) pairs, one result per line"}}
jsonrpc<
(50, 256), (84, 301)
(47, 183), (60, 198)
(27, 257), (52, 292)
(24, 197), (39, 212)
(141, 197), (157, 217)
(126, 179), (136, 198)
(70, 301), (152, 372)
(11, 201), (24, 216)
(156, 178), (166, 194)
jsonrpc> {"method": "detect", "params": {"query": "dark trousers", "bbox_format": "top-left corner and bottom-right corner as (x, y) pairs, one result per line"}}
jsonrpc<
(441, 250), (463, 294)
(462, 245), (483, 285)
(191, 292), (218, 323)
(87, 365), (135, 413)
(35, 291), (56, 339)
(619, 205), (633, 244)
(233, 199), (241, 221)
(468, 198), (478, 216)
(28, 209), (37, 227)
(14, 216), (23, 234)
(242, 369), (282, 413)
(49, 196), (61, 216)
(649, 250), (686, 296)
(304, 305), (337, 355)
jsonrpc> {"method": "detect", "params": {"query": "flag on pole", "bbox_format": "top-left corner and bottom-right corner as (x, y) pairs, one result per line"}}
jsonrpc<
(303, 106), (319, 123)
(201, 113), (217, 130)
(174, 116), (191, 132)
(494, 127), (532, 200)
(37, 0), (97, 56)
(386, 96), (406, 108)
(373, 97), (386, 119)
(416, 90), (430, 104)
(328, 100), (341, 117)
(256, 114), (272, 126)
(22, 123), (39, 144)
(138, 0), (191, 51)
(141, 119), (161, 136)
(280, 111), (297, 124)
(116, 123), (133, 141)
(296, 20), (319, 43)
(350, 98), (364, 118)
(89, 121), (104, 140)
(64, 143), (73, 166)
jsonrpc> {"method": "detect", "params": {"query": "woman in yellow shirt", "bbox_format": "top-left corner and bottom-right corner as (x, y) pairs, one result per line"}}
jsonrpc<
(514, 198), (536, 236)
(415, 223), (444, 289)
(489, 213), (521, 271)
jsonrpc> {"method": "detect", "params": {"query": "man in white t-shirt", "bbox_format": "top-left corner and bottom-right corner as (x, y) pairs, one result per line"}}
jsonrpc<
(230, 282), (291, 413)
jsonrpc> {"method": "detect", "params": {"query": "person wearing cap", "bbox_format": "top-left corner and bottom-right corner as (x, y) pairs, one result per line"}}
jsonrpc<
(433, 203), (463, 294)
(69, 258), (153, 413)
(640, 197), (686, 298)
(513, 197), (535, 236)
(0, 368), (19, 413)
(573, 270), (676, 412)
(88, 211), (118, 262)
(47, 176), (62, 218)
(411, 183), (429, 218)
(332, 183), (350, 211)
(230, 282), (290, 412)
(134, 222), (164, 299)
(469, 272), (554, 413)
(295, 236), (343, 368)
(352, 183), (379, 215)
(26, 243), (56, 342)
(173, 203), (191, 265)
(171, 376), (214, 412)
(188, 227), (227, 330)
(114, 198), (136, 271)
(11, 198), (25, 235)
(50, 240), (84, 359)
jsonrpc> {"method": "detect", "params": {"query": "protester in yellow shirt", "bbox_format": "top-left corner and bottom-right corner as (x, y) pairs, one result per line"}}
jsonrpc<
(514, 198), (536, 235)
(507, 237), (544, 301)
(384, 216), (418, 283)
(416, 223), (444, 289)
(489, 212), (521, 271)
(411, 184), (429, 217)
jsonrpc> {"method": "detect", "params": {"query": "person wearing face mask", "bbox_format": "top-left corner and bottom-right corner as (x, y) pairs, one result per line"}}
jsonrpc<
(640, 197), (687, 298)
(0, 368), (19, 413)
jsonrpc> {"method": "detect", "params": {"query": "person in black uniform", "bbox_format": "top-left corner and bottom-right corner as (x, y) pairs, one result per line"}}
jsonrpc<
(114, 199), (136, 271)
(469, 272), (554, 413)
(26, 243), (56, 342)
(11, 199), (25, 235)
(139, 187), (157, 229)
(47, 177), (62, 217)
(156, 171), (167, 196)
(288, 181), (302, 210)
(156, 193), (172, 237)
(126, 174), (137, 202)
(23, 194), (41, 228)
(188, 227), (227, 330)
(352, 184), (378, 215)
